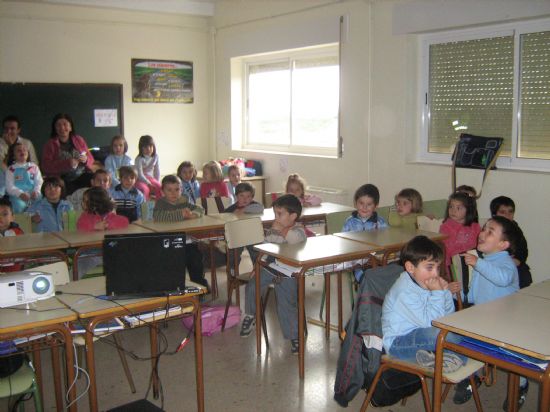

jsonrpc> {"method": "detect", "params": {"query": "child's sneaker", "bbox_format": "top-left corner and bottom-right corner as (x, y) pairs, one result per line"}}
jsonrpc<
(290, 339), (299, 355)
(502, 380), (529, 411)
(239, 315), (255, 337)
(453, 375), (481, 405)
(416, 350), (463, 373)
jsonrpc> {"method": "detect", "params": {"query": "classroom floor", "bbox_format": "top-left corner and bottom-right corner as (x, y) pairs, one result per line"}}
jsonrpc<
(4, 257), (539, 412)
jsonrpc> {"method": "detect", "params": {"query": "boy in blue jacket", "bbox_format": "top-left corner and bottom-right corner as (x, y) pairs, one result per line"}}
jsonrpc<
(382, 235), (465, 373)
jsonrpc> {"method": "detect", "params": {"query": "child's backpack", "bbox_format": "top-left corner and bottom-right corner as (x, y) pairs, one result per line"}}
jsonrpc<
(182, 305), (241, 336)
(370, 368), (421, 407)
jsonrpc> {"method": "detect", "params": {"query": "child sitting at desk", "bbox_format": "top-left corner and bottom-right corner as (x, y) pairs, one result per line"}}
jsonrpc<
(453, 216), (522, 406)
(77, 187), (128, 231)
(285, 173), (321, 207)
(224, 182), (264, 215)
(490, 196), (532, 289)
(111, 166), (144, 223)
(67, 168), (112, 212)
(0, 198), (24, 272)
(28, 176), (73, 232)
(388, 188), (423, 230)
(382, 235), (465, 373)
(225, 164), (242, 203)
(240, 194), (307, 355)
(342, 183), (388, 281)
(153, 175), (209, 290)
(177, 160), (200, 204)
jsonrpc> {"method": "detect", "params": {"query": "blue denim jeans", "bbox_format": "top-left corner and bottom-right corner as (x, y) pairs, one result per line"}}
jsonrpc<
(389, 326), (468, 364)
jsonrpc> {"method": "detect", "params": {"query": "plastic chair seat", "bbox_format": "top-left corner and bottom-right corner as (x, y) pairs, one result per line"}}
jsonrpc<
(0, 362), (36, 397)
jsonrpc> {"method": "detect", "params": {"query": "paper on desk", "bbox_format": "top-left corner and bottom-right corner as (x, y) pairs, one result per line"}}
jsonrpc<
(269, 260), (301, 277)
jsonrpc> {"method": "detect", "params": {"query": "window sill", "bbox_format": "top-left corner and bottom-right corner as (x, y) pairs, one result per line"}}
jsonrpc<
(233, 147), (339, 159)
(410, 158), (550, 175)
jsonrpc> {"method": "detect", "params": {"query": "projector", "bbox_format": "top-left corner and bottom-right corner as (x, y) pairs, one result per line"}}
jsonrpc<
(0, 271), (55, 308)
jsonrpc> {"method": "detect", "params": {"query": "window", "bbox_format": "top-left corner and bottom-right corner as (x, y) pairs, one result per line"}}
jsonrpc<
(231, 44), (340, 157)
(420, 20), (550, 170)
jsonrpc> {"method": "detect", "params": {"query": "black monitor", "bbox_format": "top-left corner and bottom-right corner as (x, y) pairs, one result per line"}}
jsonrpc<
(103, 232), (186, 298)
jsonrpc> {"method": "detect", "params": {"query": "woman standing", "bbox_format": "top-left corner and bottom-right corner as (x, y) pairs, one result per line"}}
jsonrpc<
(41, 113), (94, 194)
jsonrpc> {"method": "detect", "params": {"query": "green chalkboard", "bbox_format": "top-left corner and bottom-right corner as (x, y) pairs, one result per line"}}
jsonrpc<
(0, 83), (123, 158)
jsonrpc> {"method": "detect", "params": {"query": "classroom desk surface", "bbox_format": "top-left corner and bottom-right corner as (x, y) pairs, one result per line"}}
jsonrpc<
(136, 215), (224, 234)
(334, 226), (446, 249)
(0, 298), (78, 412)
(432, 292), (550, 412)
(253, 235), (380, 379)
(518, 280), (550, 300)
(0, 232), (70, 255)
(56, 277), (205, 412)
(52, 224), (154, 248)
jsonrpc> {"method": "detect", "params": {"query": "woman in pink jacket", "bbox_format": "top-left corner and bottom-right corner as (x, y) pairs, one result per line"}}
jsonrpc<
(41, 113), (94, 195)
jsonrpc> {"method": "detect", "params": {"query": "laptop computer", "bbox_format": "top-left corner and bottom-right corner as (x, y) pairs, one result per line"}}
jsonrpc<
(103, 232), (187, 299)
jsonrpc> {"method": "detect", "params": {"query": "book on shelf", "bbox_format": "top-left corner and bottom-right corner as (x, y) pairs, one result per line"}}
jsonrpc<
(70, 318), (124, 334)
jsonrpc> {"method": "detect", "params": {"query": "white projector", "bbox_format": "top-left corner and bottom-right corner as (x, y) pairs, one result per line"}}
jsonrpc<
(0, 271), (55, 308)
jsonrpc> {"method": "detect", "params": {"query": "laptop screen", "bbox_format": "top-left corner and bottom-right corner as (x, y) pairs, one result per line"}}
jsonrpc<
(103, 232), (187, 298)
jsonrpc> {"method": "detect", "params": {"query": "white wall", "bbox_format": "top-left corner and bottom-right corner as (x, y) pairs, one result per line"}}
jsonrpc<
(0, 1), (212, 174)
(213, 0), (550, 282)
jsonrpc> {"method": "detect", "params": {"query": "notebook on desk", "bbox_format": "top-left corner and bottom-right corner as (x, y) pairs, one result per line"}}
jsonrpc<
(103, 232), (187, 299)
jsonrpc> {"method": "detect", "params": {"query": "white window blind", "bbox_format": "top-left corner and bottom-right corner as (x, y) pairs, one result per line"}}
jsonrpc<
(519, 31), (550, 160)
(428, 36), (514, 155)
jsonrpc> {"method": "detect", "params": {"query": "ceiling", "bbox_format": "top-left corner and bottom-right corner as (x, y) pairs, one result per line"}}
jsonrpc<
(16, 0), (218, 16)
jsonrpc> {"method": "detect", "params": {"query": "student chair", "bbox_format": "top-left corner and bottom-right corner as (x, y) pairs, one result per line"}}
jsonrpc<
(13, 213), (33, 234)
(221, 218), (270, 340)
(200, 196), (232, 215)
(417, 216), (444, 233)
(0, 361), (43, 412)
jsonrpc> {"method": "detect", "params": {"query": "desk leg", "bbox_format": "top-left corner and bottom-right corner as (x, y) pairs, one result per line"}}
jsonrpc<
(194, 298), (205, 412)
(31, 341), (44, 405)
(85, 329), (99, 412)
(432, 329), (447, 412)
(541, 366), (550, 412)
(337, 272), (343, 337)
(298, 272), (306, 379)
(59, 327), (77, 412)
(324, 274), (330, 339)
(255, 254), (262, 356)
(209, 240), (218, 300)
(51, 345), (63, 411)
(507, 373), (520, 412)
(150, 325), (159, 399)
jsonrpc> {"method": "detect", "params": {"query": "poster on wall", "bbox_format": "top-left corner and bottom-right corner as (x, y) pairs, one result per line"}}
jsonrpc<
(131, 58), (193, 103)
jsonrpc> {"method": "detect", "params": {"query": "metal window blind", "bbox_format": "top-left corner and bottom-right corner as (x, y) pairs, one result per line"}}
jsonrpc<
(519, 31), (550, 160)
(428, 36), (514, 155)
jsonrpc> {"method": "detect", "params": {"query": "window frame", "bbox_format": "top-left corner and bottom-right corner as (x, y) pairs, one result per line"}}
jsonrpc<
(418, 19), (550, 172)
(231, 43), (340, 158)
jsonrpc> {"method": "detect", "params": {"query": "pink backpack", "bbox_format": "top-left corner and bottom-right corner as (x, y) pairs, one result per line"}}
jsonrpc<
(182, 305), (241, 336)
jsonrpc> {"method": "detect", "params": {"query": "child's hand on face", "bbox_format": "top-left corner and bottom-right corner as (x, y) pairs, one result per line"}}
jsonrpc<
(31, 213), (42, 223)
(438, 277), (449, 290)
(447, 281), (462, 294)
(271, 220), (285, 232)
(424, 277), (444, 291)
(461, 252), (478, 267)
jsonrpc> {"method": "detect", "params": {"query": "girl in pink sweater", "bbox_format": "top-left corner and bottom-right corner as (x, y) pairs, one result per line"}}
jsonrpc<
(439, 191), (480, 269)
(77, 187), (128, 231)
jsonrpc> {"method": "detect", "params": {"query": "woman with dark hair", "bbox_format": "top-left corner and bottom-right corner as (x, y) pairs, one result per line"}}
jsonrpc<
(41, 113), (94, 194)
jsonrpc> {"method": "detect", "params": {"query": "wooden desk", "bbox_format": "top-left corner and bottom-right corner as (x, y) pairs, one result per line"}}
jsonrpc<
(56, 277), (205, 412)
(0, 232), (70, 269)
(334, 226), (445, 249)
(253, 235), (381, 379)
(136, 215), (224, 234)
(52, 224), (154, 248)
(432, 293), (550, 412)
(518, 280), (550, 300)
(260, 202), (355, 225)
(0, 298), (77, 412)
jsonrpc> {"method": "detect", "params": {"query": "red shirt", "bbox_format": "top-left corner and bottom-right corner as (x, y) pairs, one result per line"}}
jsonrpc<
(76, 212), (129, 232)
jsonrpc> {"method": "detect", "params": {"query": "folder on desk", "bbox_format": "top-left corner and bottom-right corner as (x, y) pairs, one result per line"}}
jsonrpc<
(461, 337), (548, 371)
